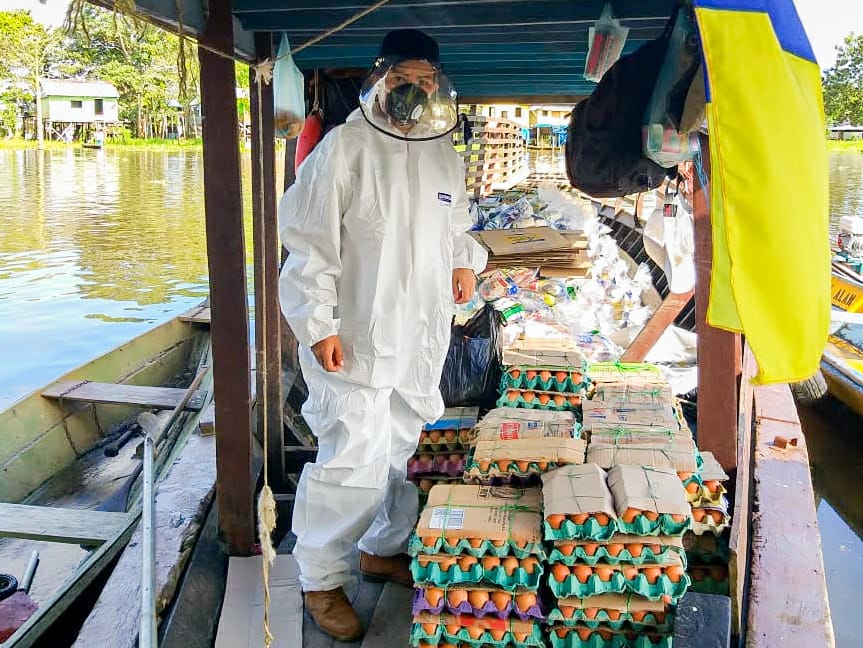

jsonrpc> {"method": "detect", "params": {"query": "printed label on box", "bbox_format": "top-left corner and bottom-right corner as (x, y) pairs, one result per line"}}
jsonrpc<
(429, 507), (465, 530)
(500, 422), (521, 440)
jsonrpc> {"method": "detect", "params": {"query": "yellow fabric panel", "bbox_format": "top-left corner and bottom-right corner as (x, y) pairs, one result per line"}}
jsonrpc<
(695, 8), (830, 384)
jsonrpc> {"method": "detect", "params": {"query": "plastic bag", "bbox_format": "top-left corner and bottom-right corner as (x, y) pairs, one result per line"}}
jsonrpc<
(273, 34), (305, 139)
(584, 3), (630, 83)
(642, 9), (704, 167)
(439, 305), (502, 408)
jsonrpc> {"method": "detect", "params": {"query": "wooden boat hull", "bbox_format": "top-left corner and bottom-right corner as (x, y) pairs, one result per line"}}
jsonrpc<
(825, 261), (863, 415)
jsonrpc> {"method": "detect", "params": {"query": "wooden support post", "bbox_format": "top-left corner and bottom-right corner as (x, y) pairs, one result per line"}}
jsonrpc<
(620, 290), (694, 363)
(250, 32), (286, 491)
(198, 1), (254, 555)
(693, 139), (741, 471)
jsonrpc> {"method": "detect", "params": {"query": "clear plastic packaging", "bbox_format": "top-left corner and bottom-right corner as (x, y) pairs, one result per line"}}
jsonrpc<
(584, 4), (630, 83)
(273, 34), (306, 139)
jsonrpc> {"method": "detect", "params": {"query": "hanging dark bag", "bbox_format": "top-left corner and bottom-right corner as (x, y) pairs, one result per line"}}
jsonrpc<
(439, 305), (502, 408)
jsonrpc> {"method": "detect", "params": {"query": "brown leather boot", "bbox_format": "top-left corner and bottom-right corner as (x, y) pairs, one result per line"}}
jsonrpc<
(359, 551), (413, 587)
(304, 587), (364, 641)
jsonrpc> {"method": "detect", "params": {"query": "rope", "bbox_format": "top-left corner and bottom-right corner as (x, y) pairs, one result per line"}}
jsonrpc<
(253, 68), (278, 648)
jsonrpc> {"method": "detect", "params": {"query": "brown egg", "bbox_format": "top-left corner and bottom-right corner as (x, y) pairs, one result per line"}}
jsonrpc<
(468, 590), (490, 609)
(458, 556), (479, 572)
(689, 567), (706, 581)
(665, 566), (684, 582)
(583, 543), (599, 556)
(571, 371), (583, 383)
(598, 628), (614, 640)
(649, 544), (662, 554)
(710, 565), (728, 581)
(418, 453), (434, 463)
(507, 390), (520, 402)
(536, 461), (549, 470)
(512, 631), (530, 642)
(558, 544), (575, 557)
(577, 628), (593, 641)
(422, 535), (437, 547)
(705, 480), (721, 493)
(459, 429), (472, 443)
(606, 610), (622, 621)
(468, 537), (483, 548)
(560, 605), (575, 619)
(555, 371), (569, 383)
(553, 394), (567, 407)
(420, 431), (429, 442)
(478, 460), (491, 473)
(540, 370), (552, 381)
(491, 591), (512, 611)
(512, 539), (527, 549)
(490, 629), (507, 641)
(583, 607), (599, 620)
(428, 431), (442, 443)
(661, 594), (673, 605)
(425, 588), (444, 606)
(670, 514), (687, 523)
(685, 481), (699, 494)
(526, 370), (537, 380)
(515, 592), (536, 612)
(445, 622), (461, 636)
(643, 511), (659, 522)
(491, 539), (507, 547)
(444, 429), (457, 442)
(569, 396), (582, 406)
(516, 460), (531, 472)
(482, 556), (501, 571)
(593, 513), (610, 526)
(571, 513), (589, 525)
(692, 509), (707, 523)
(496, 460), (513, 472)
(445, 535), (460, 547)
(421, 623), (437, 635)
(441, 644), (458, 648)
(449, 453), (462, 463)
(510, 368), (522, 379)
(419, 479), (434, 492)
(502, 557), (520, 576)
(573, 564), (593, 583)
(538, 394), (551, 406)
(630, 610), (648, 623)
(522, 391), (536, 402)
(710, 510), (725, 524)
(466, 626), (485, 640)
(594, 566), (614, 582)
(607, 543), (625, 557)
(447, 589), (468, 607)
(621, 507), (641, 523)
(643, 567), (662, 584)
(555, 628), (569, 639)
(439, 556), (457, 571)
(628, 543), (644, 557)
(521, 557), (539, 574)
(547, 513), (565, 529)
(418, 643), (434, 648)
(623, 567), (639, 580)
(678, 471), (693, 481)
(551, 564), (571, 582)
(655, 611), (667, 623)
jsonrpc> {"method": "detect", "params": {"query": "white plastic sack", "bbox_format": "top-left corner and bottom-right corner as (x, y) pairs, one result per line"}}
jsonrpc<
(584, 3), (630, 83)
(273, 34), (305, 139)
(643, 193), (695, 294)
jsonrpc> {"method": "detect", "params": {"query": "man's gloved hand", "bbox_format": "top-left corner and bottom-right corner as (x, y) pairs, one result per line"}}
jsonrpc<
(311, 335), (344, 372)
(452, 268), (476, 305)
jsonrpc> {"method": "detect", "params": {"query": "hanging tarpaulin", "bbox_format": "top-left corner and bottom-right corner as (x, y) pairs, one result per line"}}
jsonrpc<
(273, 33), (306, 139)
(692, 0), (830, 384)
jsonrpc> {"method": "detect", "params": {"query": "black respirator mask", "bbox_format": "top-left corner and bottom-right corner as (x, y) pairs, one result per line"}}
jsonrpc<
(384, 83), (429, 126)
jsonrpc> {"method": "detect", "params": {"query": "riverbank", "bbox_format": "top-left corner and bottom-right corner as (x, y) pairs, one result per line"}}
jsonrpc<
(0, 137), (203, 151)
(828, 139), (863, 152)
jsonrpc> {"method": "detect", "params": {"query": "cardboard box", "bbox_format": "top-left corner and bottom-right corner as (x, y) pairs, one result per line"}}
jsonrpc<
(470, 226), (570, 256)
(555, 592), (668, 613)
(542, 464), (616, 518)
(607, 465), (690, 517)
(471, 436), (587, 465)
(581, 402), (681, 433)
(474, 408), (578, 443)
(503, 339), (588, 368)
(698, 451), (729, 482)
(417, 485), (543, 544)
(587, 441), (698, 473)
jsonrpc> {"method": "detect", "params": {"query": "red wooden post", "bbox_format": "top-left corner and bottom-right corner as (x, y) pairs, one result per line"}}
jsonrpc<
(198, 0), (255, 555)
(250, 32), (286, 490)
(692, 139), (741, 471)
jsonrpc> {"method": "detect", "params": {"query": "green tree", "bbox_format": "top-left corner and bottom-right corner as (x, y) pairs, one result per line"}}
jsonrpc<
(823, 33), (863, 126)
(0, 10), (57, 147)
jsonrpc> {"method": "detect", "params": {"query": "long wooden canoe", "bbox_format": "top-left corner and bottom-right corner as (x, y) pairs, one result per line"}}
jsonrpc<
(0, 307), (211, 647)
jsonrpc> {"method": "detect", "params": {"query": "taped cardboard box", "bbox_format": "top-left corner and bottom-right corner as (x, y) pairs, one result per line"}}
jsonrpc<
(416, 484), (543, 547)
(541, 464), (617, 541)
(581, 402), (681, 433)
(698, 451), (729, 482)
(470, 226), (570, 256)
(608, 465), (690, 519)
(587, 441), (698, 473)
(469, 437), (587, 469)
(589, 429), (695, 451)
(474, 407), (579, 442)
(502, 339), (589, 368)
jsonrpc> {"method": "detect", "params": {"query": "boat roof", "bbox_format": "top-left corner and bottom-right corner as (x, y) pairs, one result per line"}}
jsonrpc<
(102, 0), (676, 101)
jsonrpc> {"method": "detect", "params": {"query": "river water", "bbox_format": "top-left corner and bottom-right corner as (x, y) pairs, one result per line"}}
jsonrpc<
(1, 147), (862, 643)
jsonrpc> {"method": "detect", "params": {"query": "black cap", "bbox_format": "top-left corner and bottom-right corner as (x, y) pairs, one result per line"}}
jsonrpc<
(379, 29), (440, 64)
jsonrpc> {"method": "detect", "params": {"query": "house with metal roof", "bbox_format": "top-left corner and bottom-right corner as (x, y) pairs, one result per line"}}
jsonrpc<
(39, 79), (121, 141)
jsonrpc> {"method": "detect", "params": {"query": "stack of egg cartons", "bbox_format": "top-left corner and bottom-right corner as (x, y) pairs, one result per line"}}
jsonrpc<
(463, 407), (586, 486)
(684, 450), (732, 595)
(409, 407), (479, 507)
(542, 464), (691, 648)
(408, 484), (547, 648)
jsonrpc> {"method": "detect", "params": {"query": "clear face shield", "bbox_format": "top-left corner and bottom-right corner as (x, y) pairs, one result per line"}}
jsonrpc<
(359, 57), (460, 141)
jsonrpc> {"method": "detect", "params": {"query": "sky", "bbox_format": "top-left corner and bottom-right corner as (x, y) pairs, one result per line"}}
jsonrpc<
(2, 0), (862, 70)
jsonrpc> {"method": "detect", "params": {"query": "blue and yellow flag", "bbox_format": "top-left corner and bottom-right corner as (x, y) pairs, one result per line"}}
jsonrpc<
(693, 0), (830, 384)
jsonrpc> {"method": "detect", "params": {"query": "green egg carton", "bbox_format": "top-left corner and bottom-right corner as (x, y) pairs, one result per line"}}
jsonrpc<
(410, 623), (442, 645)
(496, 390), (583, 412)
(548, 627), (672, 648)
(615, 513), (691, 537)
(547, 569), (690, 602)
(547, 544), (685, 567)
(407, 532), (547, 560)
(500, 366), (589, 393)
(544, 517), (618, 542)
(409, 557), (543, 592)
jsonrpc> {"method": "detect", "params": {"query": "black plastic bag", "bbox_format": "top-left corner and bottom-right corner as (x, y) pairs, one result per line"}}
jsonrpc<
(439, 305), (502, 408)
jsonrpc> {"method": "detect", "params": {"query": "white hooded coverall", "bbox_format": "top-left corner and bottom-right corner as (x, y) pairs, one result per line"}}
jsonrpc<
(279, 108), (488, 592)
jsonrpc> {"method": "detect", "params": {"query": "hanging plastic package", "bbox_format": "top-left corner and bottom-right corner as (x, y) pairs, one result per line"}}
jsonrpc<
(273, 33), (305, 139)
(584, 3), (630, 83)
(642, 8), (705, 168)
(439, 305), (502, 408)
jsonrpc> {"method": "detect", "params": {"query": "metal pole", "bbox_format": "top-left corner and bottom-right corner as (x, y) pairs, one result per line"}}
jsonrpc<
(140, 431), (157, 648)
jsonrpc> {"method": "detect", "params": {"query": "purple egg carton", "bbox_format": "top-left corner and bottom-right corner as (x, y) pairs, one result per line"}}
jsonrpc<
(411, 589), (545, 621)
(408, 454), (466, 479)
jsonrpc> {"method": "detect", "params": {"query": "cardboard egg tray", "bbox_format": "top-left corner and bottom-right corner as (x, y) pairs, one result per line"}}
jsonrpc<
(411, 611), (545, 647)
(584, 362), (675, 409)
(607, 466), (692, 537)
(411, 586), (545, 621)
(687, 450), (729, 507)
(408, 452), (468, 479)
(542, 464), (618, 542)
(548, 625), (672, 648)
(497, 388), (584, 412)
(410, 484), (546, 560)
(500, 366), (589, 393)
(410, 553), (544, 591)
(417, 427), (476, 452)
(547, 534), (686, 567)
(546, 555), (690, 601)
(689, 497), (731, 537)
(464, 439), (586, 486)
(546, 593), (673, 632)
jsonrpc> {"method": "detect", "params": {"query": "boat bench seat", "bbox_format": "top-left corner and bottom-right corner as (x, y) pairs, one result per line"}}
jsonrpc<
(0, 503), (134, 546)
(42, 381), (206, 411)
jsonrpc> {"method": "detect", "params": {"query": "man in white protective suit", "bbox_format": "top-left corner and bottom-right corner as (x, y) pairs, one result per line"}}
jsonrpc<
(278, 29), (488, 641)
